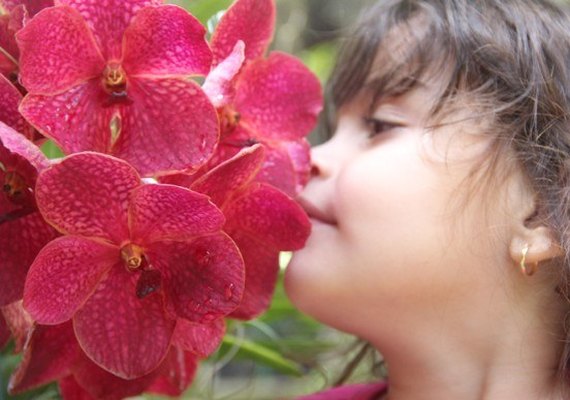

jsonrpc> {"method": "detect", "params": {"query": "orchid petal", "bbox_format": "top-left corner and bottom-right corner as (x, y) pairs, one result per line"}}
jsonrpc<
(1, 0), (53, 16)
(1, 301), (33, 352)
(58, 376), (95, 400)
(23, 236), (118, 325)
(19, 80), (113, 154)
(147, 348), (198, 397)
(147, 234), (244, 323)
(8, 322), (80, 394)
(0, 314), (8, 348)
(123, 5), (211, 77)
(173, 318), (225, 358)
(0, 14), (19, 76)
(227, 231), (279, 319)
(203, 40), (245, 108)
(72, 351), (157, 400)
(225, 183), (310, 250)
(0, 121), (49, 171)
(56, 0), (162, 60)
(210, 0), (275, 65)
(35, 152), (140, 242)
(74, 266), (175, 379)
(0, 75), (34, 140)
(0, 213), (59, 306)
(255, 139), (311, 196)
(16, 6), (104, 95)
(112, 77), (218, 176)
(235, 52), (322, 140)
(191, 144), (264, 208)
(129, 184), (224, 245)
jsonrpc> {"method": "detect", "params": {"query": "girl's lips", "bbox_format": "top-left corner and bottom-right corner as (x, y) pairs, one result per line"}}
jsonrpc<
(297, 198), (336, 225)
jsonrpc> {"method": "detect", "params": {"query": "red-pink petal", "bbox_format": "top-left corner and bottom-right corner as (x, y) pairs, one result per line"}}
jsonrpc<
(225, 183), (311, 250)
(111, 77), (218, 176)
(255, 139), (311, 196)
(35, 153), (140, 242)
(1, 0), (54, 16)
(71, 351), (157, 400)
(0, 213), (59, 306)
(129, 184), (224, 244)
(235, 52), (323, 140)
(0, 313), (9, 348)
(122, 5), (211, 77)
(147, 234), (244, 323)
(228, 230), (279, 319)
(0, 14), (19, 76)
(210, 0), (275, 65)
(16, 6), (104, 94)
(59, 376), (95, 400)
(173, 318), (225, 358)
(1, 301), (33, 352)
(56, 0), (161, 60)
(0, 75), (34, 140)
(73, 266), (175, 379)
(147, 348), (198, 397)
(19, 80), (113, 154)
(8, 322), (80, 394)
(0, 121), (49, 171)
(203, 40), (245, 108)
(191, 144), (264, 208)
(23, 236), (118, 324)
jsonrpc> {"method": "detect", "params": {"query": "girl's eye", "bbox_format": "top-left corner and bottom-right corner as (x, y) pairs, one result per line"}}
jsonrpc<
(363, 117), (401, 138)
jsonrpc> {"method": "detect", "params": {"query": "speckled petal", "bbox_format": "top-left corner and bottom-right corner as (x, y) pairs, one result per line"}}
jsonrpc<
(0, 75), (34, 140)
(0, 14), (19, 76)
(123, 5), (211, 77)
(73, 266), (175, 379)
(8, 322), (80, 394)
(35, 153), (140, 242)
(1, 301), (33, 352)
(191, 144), (264, 208)
(16, 6), (105, 95)
(227, 230), (279, 319)
(1, 0), (54, 16)
(225, 183), (310, 250)
(112, 77), (218, 177)
(210, 0), (275, 65)
(255, 139), (311, 196)
(0, 213), (59, 306)
(235, 52), (322, 140)
(147, 234), (244, 323)
(173, 318), (225, 358)
(129, 184), (224, 245)
(19, 80), (113, 154)
(147, 348), (198, 397)
(72, 351), (157, 400)
(23, 236), (118, 325)
(56, 0), (162, 60)
(203, 41), (245, 108)
(0, 121), (49, 172)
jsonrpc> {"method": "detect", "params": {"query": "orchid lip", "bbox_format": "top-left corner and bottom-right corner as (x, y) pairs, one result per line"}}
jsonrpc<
(297, 197), (336, 226)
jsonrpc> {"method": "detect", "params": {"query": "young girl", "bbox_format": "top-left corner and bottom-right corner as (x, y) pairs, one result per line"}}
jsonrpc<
(285, 0), (570, 399)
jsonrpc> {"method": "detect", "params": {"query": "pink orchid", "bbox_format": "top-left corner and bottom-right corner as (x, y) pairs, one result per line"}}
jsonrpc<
(17, 0), (219, 176)
(0, 72), (34, 139)
(23, 152), (244, 378)
(203, 0), (323, 196)
(0, 122), (58, 306)
(9, 319), (222, 399)
(0, 0), (54, 78)
(192, 144), (311, 318)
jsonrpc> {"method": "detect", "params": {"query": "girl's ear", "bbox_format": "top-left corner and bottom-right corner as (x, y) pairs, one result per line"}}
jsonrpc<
(509, 227), (564, 269)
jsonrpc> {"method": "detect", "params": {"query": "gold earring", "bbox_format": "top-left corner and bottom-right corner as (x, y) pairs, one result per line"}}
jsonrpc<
(520, 244), (537, 276)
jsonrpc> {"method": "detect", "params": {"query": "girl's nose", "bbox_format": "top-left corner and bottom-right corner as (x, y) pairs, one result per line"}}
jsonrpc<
(309, 142), (333, 179)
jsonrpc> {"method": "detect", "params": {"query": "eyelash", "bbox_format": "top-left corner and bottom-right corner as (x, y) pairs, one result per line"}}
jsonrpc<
(363, 117), (400, 138)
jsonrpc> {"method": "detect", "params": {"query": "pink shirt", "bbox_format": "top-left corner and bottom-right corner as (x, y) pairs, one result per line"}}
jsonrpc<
(295, 382), (388, 400)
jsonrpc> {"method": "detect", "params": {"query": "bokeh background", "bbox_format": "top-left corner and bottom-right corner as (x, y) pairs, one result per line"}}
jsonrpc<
(0, 1), (379, 399)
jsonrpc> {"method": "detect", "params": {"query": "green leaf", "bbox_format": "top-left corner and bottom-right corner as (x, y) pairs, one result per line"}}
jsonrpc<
(221, 334), (304, 376)
(169, 0), (233, 25)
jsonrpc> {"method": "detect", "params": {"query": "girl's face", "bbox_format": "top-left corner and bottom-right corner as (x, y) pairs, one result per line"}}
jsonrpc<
(285, 82), (524, 339)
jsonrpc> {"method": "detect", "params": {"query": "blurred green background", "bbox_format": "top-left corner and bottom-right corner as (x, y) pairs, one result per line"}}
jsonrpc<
(1, 1), (380, 399)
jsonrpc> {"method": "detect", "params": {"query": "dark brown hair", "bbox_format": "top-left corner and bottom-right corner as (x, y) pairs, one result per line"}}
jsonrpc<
(327, 0), (570, 381)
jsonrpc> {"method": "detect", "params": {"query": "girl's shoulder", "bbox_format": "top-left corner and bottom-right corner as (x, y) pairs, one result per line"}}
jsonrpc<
(294, 381), (388, 400)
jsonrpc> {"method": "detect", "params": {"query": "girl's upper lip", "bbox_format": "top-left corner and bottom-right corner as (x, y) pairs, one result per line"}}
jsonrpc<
(297, 197), (336, 225)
